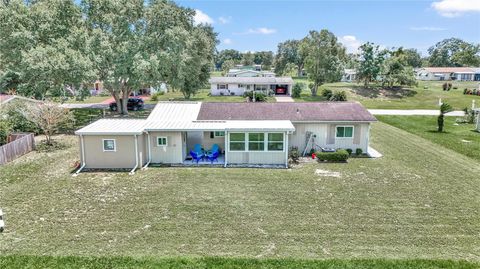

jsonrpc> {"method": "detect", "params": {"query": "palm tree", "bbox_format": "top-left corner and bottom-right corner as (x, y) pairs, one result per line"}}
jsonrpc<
(438, 102), (453, 132)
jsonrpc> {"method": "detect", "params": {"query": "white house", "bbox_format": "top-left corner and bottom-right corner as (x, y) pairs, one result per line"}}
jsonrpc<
(75, 102), (377, 172)
(209, 76), (294, 96)
(341, 69), (357, 82)
(415, 67), (480, 81)
(226, 69), (276, 78)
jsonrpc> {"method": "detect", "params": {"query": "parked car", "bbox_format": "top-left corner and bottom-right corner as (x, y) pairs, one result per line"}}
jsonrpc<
(109, 98), (144, 111)
(275, 87), (287, 94)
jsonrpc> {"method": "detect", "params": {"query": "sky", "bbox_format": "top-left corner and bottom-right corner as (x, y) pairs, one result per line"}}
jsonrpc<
(175, 0), (480, 55)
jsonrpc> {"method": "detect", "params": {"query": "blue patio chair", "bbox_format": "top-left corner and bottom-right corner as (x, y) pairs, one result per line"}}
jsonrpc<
(206, 151), (219, 164)
(190, 150), (203, 164)
(193, 144), (203, 154)
(207, 144), (220, 154)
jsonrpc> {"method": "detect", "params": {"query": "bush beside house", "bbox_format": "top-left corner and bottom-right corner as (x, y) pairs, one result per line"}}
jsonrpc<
(316, 149), (349, 162)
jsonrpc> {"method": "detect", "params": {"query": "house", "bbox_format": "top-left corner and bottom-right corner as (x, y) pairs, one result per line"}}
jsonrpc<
(74, 102), (376, 173)
(341, 69), (357, 82)
(0, 94), (42, 105)
(415, 67), (480, 81)
(226, 69), (276, 78)
(209, 77), (294, 96)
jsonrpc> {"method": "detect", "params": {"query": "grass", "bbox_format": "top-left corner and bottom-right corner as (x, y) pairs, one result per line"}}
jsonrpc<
(0, 256), (478, 269)
(64, 95), (111, 104)
(0, 122), (479, 262)
(149, 89), (277, 103)
(377, 115), (480, 162)
(293, 78), (480, 110)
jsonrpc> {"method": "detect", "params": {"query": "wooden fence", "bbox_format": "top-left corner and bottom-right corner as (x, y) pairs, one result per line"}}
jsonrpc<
(0, 133), (35, 165)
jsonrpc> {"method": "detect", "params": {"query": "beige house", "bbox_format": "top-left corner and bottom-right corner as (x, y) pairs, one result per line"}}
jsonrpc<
(415, 67), (480, 81)
(75, 102), (376, 173)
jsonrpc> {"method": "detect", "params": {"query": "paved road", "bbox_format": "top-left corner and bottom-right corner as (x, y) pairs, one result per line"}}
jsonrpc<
(368, 109), (464, 117)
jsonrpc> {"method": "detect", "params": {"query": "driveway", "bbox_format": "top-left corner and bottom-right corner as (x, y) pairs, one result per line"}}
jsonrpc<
(368, 109), (464, 117)
(275, 96), (294, 102)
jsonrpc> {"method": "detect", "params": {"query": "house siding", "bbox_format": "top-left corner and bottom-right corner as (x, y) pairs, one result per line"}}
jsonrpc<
(202, 131), (226, 152)
(149, 131), (184, 164)
(289, 122), (370, 153)
(227, 151), (285, 165)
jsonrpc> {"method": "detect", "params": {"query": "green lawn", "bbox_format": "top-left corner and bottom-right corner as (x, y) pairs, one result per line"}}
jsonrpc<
(149, 88), (277, 103)
(1, 122), (479, 263)
(377, 115), (480, 162)
(64, 95), (111, 104)
(293, 78), (480, 110)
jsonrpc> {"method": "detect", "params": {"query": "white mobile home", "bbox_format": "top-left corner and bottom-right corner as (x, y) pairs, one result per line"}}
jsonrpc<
(75, 102), (377, 172)
(209, 77), (294, 96)
(415, 67), (480, 81)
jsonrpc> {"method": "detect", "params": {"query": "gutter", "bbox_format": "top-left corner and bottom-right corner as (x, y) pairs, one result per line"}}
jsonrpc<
(129, 135), (139, 175)
(73, 135), (86, 176)
(142, 132), (151, 170)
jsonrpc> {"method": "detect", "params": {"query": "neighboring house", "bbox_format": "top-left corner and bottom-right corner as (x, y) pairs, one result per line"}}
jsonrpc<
(234, 64), (262, 71)
(75, 102), (376, 172)
(226, 69), (276, 78)
(341, 69), (357, 82)
(0, 94), (42, 105)
(209, 77), (294, 96)
(415, 67), (480, 81)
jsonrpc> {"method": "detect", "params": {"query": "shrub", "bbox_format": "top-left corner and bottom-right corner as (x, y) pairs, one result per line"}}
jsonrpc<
(288, 147), (300, 164)
(447, 83), (452, 91)
(243, 91), (267, 102)
(355, 148), (363, 155)
(315, 149), (349, 162)
(346, 148), (353, 155)
(292, 83), (303, 98)
(0, 120), (12, 145)
(463, 88), (468, 94)
(442, 83), (448, 91)
(150, 92), (164, 102)
(330, 91), (347, 101)
(219, 92), (224, 96)
(321, 89), (333, 100)
(230, 92), (235, 96)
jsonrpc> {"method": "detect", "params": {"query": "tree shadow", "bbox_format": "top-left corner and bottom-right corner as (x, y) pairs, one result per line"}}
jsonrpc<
(350, 85), (417, 99)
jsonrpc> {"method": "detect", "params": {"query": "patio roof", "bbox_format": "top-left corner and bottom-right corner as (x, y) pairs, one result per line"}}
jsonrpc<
(75, 119), (146, 135)
(144, 120), (295, 132)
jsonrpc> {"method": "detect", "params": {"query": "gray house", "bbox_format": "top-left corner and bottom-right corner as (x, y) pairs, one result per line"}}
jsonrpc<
(75, 102), (376, 173)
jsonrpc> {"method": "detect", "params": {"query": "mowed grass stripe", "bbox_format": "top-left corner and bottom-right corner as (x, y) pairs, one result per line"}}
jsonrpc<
(0, 123), (479, 260)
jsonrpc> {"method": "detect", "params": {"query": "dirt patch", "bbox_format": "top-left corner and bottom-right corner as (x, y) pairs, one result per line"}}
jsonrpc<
(315, 169), (341, 178)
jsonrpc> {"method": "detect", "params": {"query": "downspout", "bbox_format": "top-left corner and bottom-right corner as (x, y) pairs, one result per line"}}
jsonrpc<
(74, 135), (86, 176)
(142, 132), (151, 170)
(285, 132), (289, 168)
(224, 131), (228, 168)
(129, 134), (139, 175)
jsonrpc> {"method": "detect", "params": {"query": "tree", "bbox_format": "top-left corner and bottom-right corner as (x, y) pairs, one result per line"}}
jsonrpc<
(403, 48), (423, 68)
(253, 51), (274, 69)
(382, 48), (416, 88)
(357, 42), (386, 88)
(22, 102), (73, 145)
(241, 51), (254, 66)
(215, 49), (242, 69)
(274, 40), (305, 76)
(0, 0), (94, 100)
(428, 38), (480, 67)
(437, 102), (453, 132)
(300, 30), (346, 96)
(0, 70), (21, 94)
(221, 59), (235, 75)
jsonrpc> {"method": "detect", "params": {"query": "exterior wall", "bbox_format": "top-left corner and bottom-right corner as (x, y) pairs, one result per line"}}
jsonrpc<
(289, 122), (370, 154)
(210, 83), (246, 96)
(81, 135), (145, 169)
(228, 151), (285, 164)
(202, 131), (225, 152)
(149, 131), (184, 164)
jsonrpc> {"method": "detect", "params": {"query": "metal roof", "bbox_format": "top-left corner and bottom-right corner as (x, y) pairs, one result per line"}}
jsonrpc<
(75, 119), (146, 135)
(144, 120), (295, 132)
(209, 76), (294, 84)
(147, 101), (201, 121)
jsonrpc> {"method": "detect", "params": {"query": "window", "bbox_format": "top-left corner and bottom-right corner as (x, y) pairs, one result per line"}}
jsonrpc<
(268, 133), (284, 151)
(157, 136), (167, 146)
(217, 84), (228, 90)
(336, 126), (354, 138)
(103, 139), (116, 152)
(248, 133), (264, 151)
(214, 131), (225, 137)
(229, 133), (245, 151)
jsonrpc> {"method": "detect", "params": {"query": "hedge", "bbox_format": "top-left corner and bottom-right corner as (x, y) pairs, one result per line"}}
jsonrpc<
(315, 149), (349, 162)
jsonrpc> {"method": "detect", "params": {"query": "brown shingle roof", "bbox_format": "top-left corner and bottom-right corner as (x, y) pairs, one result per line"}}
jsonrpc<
(197, 102), (377, 122)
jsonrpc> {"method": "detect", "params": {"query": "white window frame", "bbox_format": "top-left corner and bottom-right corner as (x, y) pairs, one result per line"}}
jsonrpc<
(229, 132), (246, 152)
(156, 136), (168, 147)
(217, 84), (228, 90)
(267, 132), (285, 152)
(248, 132), (265, 152)
(214, 131), (225, 137)
(336, 125), (354, 139)
(102, 139), (116, 152)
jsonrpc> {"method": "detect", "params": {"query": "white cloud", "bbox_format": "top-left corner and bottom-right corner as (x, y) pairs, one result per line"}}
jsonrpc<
(431, 0), (480, 17)
(218, 16), (232, 24)
(193, 9), (214, 25)
(410, 26), (447, 31)
(340, 35), (362, 53)
(222, 38), (233, 45)
(235, 27), (276, 35)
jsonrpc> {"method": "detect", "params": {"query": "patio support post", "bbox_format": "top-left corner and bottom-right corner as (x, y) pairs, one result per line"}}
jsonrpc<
(224, 131), (228, 168)
(142, 132), (151, 169)
(285, 132), (289, 168)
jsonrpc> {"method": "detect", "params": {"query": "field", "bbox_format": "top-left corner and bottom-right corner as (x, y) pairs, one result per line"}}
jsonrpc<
(377, 115), (480, 162)
(293, 79), (480, 110)
(1, 122), (479, 266)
